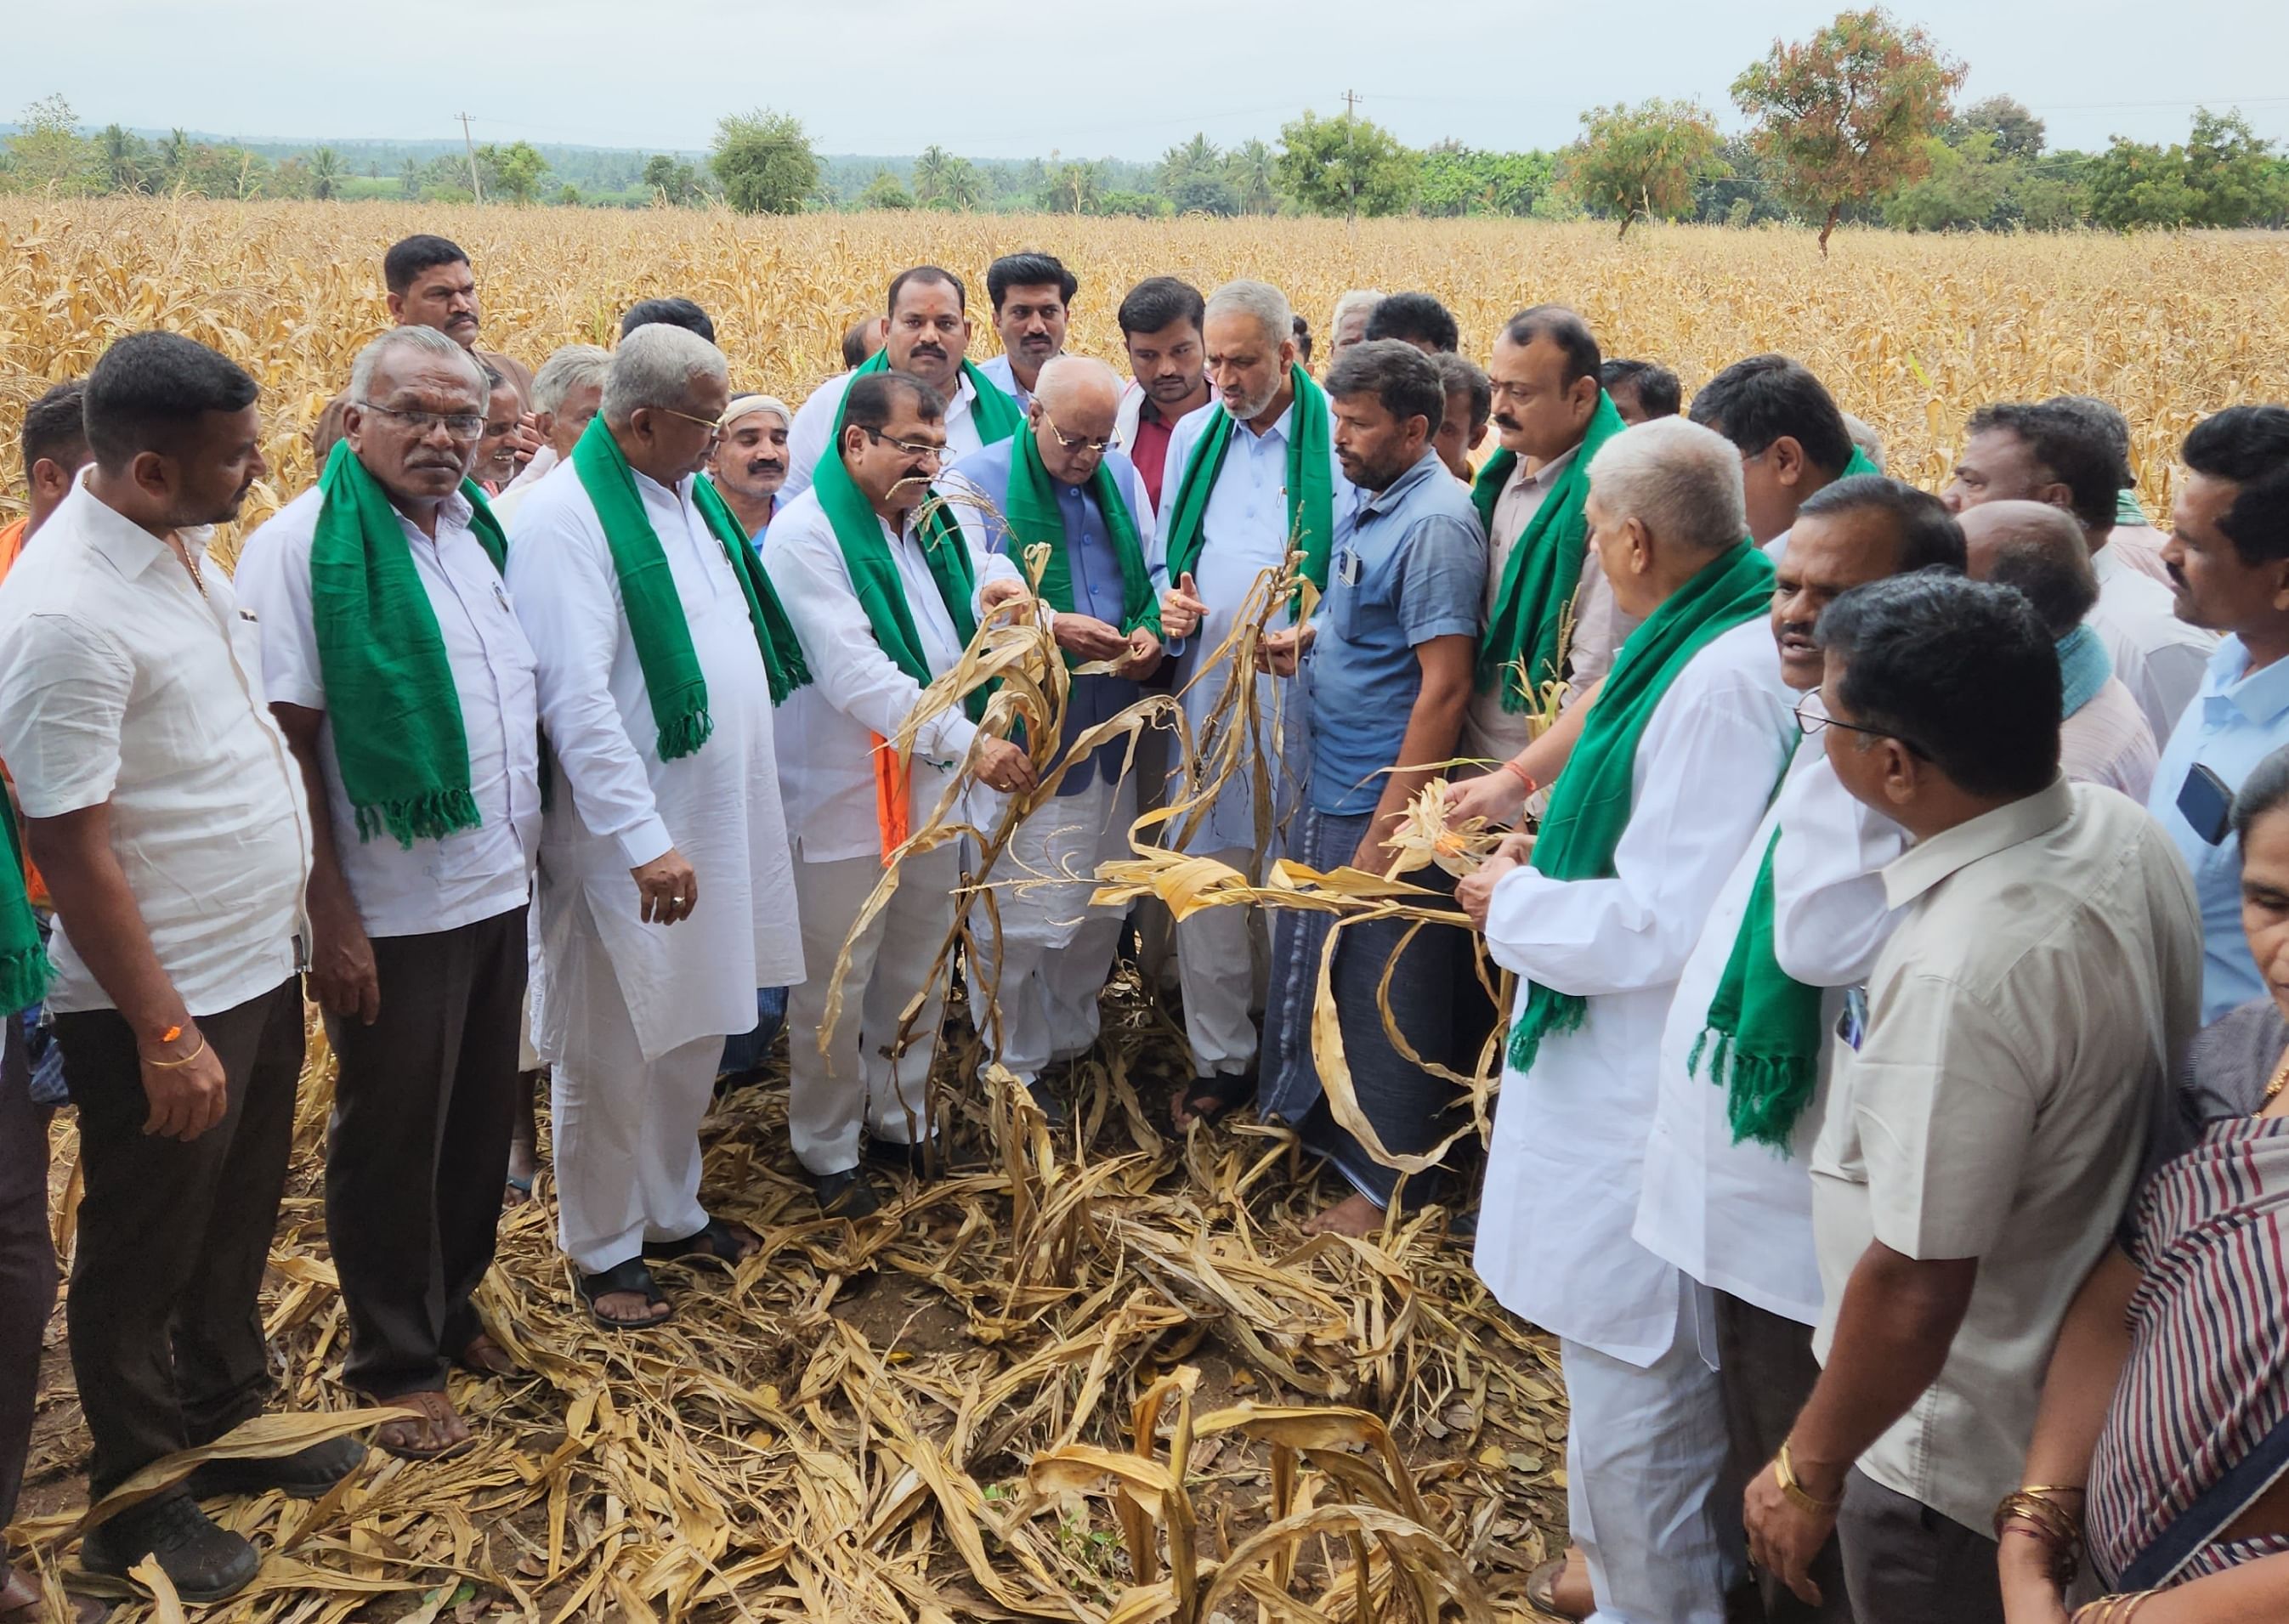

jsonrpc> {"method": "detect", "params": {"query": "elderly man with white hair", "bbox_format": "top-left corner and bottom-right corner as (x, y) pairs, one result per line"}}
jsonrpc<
(1154, 279), (1353, 1131)
(489, 342), (610, 523)
(1454, 417), (1798, 1624)
(708, 393), (795, 543)
(942, 356), (1164, 1107)
(506, 324), (812, 1330)
(235, 322), (540, 1457)
(1327, 289), (1385, 358)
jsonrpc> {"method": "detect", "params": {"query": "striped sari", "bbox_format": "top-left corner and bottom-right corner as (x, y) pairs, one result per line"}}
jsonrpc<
(2087, 1102), (2289, 1585)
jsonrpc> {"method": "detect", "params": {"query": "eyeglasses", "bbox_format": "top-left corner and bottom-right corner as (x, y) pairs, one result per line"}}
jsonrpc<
(648, 403), (723, 441)
(1040, 409), (1111, 456)
(861, 426), (947, 461)
(357, 402), (484, 439)
(1793, 696), (1928, 759)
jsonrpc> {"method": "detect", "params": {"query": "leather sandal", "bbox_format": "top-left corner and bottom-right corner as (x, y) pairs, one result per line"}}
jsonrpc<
(641, 1217), (758, 1272)
(576, 1257), (674, 1329)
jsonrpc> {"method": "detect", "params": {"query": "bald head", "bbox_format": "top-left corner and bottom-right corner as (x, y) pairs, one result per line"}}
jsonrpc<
(1034, 354), (1121, 418)
(1027, 354), (1122, 486)
(1962, 499), (2098, 638)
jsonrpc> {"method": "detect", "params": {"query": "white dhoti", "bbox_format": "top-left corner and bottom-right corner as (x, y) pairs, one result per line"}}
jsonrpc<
(1171, 847), (1266, 1078)
(1559, 1261), (1736, 1623)
(543, 891), (722, 1273)
(785, 843), (962, 1173)
(975, 772), (1134, 1084)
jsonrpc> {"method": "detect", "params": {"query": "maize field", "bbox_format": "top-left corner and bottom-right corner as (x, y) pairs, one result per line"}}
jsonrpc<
(5, 198), (2289, 1623)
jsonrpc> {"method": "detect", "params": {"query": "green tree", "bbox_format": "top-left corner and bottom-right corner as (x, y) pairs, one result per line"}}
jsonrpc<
(1157, 133), (1223, 195)
(2183, 108), (2289, 227)
(1274, 109), (1419, 218)
(1042, 156), (1102, 214)
(1170, 173), (1240, 215)
(1094, 190), (1171, 219)
(95, 124), (150, 193)
(1226, 139), (1280, 212)
(857, 169), (915, 210)
(475, 140), (549, 204)
(2088, 138), (2199, 229)
(912, 145), (983, 211)
(1732, 7), (1966, 252)
(643, 154), (705, 205)
(556, 183), (583, 207)
(399, 155), (422, 201)
(1417, 144), (1551, 218)
(1881, 130), (2011, 230)
(710, 108), (820, 214)
(308, 145), (345, 201)
(1566, 99), (1725, 237)
(156, 127), (192, 190)
(1957, 94), (2045, 161)
(6, 94), (94, 193)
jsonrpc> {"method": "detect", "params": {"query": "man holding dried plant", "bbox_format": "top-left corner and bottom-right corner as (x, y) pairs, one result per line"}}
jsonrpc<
(770, 371), (1030, 1219)
(1255, 340), (1485, 1238)
(507, 325), (810, 1328)
(235, 325), (541, 1460)
(943, 357), (1162, 1112)
(1459, 418), (1797, 1624)
(1154, 279), (1352, 1132)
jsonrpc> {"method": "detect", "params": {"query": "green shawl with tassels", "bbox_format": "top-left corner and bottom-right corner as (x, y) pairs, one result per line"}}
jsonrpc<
(1005, 427), (1161, 660)
(569, 417), (811, 765)
(0, 808), (42, 1016)
(1159, 365), (1337, 600)
(308, 438), (509, 847)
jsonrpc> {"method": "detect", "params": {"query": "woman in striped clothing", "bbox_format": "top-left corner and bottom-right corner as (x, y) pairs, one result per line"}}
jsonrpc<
(2001, 748), (2289, 1623)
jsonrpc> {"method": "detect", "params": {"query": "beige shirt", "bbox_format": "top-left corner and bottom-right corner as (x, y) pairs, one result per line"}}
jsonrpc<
(1461, 444), (1635, 764)
(1810, 778), (2201, 1532)
(2060, 675), (2159, 802)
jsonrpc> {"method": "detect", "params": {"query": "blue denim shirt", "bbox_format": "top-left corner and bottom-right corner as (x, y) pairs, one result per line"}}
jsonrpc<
(1305, 450), (1487, 818)
(2146, 634), (2289, 1021)
(943, 439), (1156, 795)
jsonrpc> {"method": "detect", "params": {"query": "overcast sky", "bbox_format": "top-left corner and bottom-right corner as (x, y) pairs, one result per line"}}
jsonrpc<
(20, 0), (2289, 159)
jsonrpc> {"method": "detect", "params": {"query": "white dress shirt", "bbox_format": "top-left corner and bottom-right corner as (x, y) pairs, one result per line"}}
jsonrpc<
(766, 486), (1019, 865)
(1635, 722), (1910, 1327)
(1473, 618), (1798, 1364)
(780, 367), (989, 505)
(234, 484), (541, 939)
(2090, 544), (2217, 744)
(1153, 398), (1356, 854)
(0, 476), (313, 1016)
(506, 458), (802, 1059)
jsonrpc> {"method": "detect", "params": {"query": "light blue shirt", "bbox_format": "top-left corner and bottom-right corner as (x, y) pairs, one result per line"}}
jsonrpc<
(2145, 635), (2289, 1021)
(942, 438), (1155, 795)
(1305, 449), (1486, 818)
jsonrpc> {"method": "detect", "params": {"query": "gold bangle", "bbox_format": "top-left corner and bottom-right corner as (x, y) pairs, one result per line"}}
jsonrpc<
(142, 1033), (208, 1070)
(1774, 1441), (1844, 1514)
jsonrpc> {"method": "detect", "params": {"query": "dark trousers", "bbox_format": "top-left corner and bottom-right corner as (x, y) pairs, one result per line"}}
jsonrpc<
(1, 1017), (57, 1529)
(55, 978), (304, 1496)
(1838, 1467), (2005, 1624)
(1261, 806), (1494, 1208)
(326, 907), (526, 1398)
(1714, 1290), (1855, 1622)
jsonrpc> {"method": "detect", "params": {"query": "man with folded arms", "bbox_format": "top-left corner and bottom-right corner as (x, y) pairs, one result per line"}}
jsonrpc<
(1460, 418), (1798, 1623)
(507, 325), (811, 1329)
(943, 357), (1162, 1111)
(770, 371), (1032, 1216)
(236, 325), (540, 1459)
(0, 333), (358, 1601)
(1742, 573), (2199, 1621)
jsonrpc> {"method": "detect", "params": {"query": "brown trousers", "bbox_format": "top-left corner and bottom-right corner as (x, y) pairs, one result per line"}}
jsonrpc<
(324, 907), (526, 1397)
(54, 979), (304, 1496)
(1714, 1289), (1856, 1622)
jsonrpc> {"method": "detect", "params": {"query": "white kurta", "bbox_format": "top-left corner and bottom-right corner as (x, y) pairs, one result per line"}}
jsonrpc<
(505, 458), (803, 1063)
(1474, 618), (1797, 1365)
(1153, 398), (1355, 854)
(1633, 721), (1909, 1327)
(780, 368), (990, 506)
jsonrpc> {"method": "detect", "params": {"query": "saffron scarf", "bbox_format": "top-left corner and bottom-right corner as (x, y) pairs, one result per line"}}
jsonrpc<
(1159, 365), (1336, 599)
(1508, 542), (1778, 1072)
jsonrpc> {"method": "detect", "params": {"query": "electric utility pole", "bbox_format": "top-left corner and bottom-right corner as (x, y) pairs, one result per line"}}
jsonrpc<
(457, 112), (483, 202)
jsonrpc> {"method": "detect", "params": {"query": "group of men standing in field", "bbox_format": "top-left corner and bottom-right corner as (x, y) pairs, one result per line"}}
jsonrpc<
(3, 226), (2289, 1624)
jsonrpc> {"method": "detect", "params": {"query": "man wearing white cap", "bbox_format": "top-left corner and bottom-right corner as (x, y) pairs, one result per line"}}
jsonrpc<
(708, 393), (794, 546)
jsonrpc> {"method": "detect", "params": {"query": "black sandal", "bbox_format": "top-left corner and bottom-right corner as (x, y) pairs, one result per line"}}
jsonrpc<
(641, 1217), (757, 1272)
(1171, 1071), (1255, 1130)
(576, 1257), (674, 1329)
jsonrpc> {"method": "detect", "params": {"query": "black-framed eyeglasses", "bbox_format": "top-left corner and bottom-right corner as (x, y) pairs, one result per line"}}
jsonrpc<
(862, 426), (946, 461)
(1793, 696), (1927, 758)
(1040, 408), (1112, 455)
(357, 402), (484, 439)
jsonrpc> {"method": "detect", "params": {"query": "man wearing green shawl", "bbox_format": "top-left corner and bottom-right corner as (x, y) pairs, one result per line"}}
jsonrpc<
(1634, 476), (1964, 1624)
(235, 325), (542, 1457)
(941, 357), (1164, 1113)
(1454, 419), (1798, 1624)
(507, 325), (808, 1329)
(769, 371), (1034, 1220)
(1153, 279), (1354, 1130)
(1462, 306), (1634, 771)
(780, 265), (1023, 505)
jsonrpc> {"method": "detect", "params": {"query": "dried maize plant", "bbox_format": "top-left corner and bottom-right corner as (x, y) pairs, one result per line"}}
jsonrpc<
(1028, 1365), (1494, 1622)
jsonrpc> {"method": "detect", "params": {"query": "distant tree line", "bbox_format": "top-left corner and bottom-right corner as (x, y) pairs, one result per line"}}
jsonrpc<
(8, 9), (2288, 235)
